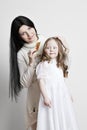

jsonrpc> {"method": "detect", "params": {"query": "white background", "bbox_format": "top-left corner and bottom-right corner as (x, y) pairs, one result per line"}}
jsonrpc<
(0, 0), (87, 130)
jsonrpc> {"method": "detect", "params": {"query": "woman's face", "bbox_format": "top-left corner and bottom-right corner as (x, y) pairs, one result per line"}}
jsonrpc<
(18, 25), (37, 43)
(44, 39), (58, 59)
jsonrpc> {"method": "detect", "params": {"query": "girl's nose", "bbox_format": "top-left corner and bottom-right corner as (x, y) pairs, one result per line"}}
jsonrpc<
(50, 48), (53, 51)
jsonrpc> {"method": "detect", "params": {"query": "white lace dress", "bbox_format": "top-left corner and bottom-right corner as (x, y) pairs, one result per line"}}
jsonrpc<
(36, 60), (79, 130)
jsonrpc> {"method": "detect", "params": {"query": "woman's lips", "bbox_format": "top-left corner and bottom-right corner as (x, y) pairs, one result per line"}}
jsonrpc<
(28, 35), (34, 40)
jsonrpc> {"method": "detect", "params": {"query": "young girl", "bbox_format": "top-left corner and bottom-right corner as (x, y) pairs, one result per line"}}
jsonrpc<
(36, 37), (79, 130)
(9, 16), (45, 130)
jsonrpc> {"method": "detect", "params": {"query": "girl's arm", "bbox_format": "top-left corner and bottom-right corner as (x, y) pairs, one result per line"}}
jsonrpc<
(38, 79), (51, 108)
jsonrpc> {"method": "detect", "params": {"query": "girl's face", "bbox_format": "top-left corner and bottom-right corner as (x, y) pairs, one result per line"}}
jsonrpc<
(44, 39), (58, 59)
(18, 25), (37, 43)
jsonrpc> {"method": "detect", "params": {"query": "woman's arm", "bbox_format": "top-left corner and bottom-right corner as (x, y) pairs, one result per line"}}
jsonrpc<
(17, 51), (35, 88)
(38, 79), (51, 107)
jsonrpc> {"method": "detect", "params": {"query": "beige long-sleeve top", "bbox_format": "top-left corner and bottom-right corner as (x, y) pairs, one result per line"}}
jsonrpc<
(17, 35), (45, 129)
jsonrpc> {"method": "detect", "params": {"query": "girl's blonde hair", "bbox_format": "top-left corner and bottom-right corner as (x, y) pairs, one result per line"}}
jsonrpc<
(41, 37), (69, 77)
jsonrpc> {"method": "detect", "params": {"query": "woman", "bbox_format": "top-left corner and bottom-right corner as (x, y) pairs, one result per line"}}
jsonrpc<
(9, 16), (45, 130)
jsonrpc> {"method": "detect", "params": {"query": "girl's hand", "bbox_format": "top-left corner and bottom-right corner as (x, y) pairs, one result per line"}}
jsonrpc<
(44, 97), (52, 108)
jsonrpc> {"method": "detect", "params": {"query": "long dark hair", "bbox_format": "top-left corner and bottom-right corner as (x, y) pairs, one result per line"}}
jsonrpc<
(9, 16), (37, 101)
(41, 37), (69, 77)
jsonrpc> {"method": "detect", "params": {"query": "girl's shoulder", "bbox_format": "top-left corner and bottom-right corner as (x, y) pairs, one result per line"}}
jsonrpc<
(36, 61), (49, 73)
(37, 61), (49, 68)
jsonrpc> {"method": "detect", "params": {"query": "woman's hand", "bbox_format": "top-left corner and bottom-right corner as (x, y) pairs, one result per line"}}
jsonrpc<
(28, 49), (37, 66)
(44, 97), (52, 108)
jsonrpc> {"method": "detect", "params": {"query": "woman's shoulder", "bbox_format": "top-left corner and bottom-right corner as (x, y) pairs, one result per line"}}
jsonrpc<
(17, 47), (26, 59)
(17, 47), (23, 54)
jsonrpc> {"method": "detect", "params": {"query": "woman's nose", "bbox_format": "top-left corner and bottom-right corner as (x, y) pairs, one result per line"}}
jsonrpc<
(26, 31), (31, 37)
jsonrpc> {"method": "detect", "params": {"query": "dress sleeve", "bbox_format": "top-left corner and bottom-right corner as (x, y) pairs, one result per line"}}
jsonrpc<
(36, 62), (49, 80)
(17, 51), (35, 88)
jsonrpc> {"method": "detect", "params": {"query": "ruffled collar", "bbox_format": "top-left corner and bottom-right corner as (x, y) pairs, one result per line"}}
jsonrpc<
(50, 59), (57, 64)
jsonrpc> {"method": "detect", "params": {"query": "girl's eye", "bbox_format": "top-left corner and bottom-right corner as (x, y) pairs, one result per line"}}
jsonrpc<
(53, 47), (57, 49)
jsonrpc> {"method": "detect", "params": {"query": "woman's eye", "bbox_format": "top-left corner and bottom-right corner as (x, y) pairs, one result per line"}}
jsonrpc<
(28, 27), (31, 30)
(20, 32), (26, 36)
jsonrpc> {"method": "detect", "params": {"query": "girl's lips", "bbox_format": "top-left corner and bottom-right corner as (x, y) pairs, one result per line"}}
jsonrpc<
(49, 53), (55, 54)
